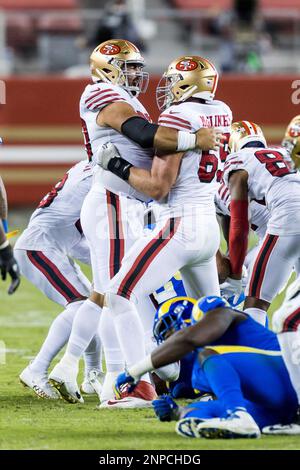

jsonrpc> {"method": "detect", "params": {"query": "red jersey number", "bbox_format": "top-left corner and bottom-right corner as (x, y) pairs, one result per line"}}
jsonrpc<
(198, 151), (219, 183)
(254, 150), (290, 177)
(38, 173), (69, 209)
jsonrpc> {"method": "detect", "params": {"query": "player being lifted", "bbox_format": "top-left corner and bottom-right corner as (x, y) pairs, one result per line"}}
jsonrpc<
(49, 41), (223, 406)
(67, 54), (232, 408)
(221, 121), (300, 326)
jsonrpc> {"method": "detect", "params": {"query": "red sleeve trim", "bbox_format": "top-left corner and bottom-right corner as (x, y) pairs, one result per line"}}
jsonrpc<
(229, 199), (249, 277)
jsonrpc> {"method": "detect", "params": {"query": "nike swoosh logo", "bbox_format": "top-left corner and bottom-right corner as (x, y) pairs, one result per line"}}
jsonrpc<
(107, 399), (132, 405)
(206, 298), (217, 303)
(168, 109), (180, 115)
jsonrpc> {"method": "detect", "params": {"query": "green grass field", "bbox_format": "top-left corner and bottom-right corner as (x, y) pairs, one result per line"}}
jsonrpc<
(0, 221), (298, 450)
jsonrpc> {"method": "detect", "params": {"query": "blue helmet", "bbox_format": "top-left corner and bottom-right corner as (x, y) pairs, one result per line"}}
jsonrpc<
(191, 295), (231, 325)
(153, 296), (197, 344)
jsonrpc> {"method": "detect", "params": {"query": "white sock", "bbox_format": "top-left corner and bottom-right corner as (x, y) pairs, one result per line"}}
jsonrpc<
(278, 331), (300, 404)
(84, 334), (103, 376)
(106, 292), (149, 382)
(99, 307), (124, 372)
(30, 301), (82, 374)
(63, 299), (102, 367)
(244, 307), (267, 326)
(100, 371), (120, 402)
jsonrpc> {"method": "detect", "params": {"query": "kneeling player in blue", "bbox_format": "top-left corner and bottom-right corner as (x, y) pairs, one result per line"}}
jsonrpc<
(115, 296), (298, 439)
(153, 296), (207, 399)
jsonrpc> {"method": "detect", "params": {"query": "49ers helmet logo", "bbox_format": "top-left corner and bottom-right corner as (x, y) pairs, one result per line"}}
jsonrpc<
(100, 44), (121, 55)
(176, 59), (198, 71)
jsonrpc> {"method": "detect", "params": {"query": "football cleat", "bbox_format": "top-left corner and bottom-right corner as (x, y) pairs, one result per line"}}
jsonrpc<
(100, 380), (157, 409)
(80, 369), (105, 395)
(195, 408), (261, 439)
(19, 365), (59, 400)
(262, 407), (300, 435)
(262, 423), (300, 435)
(49, 362), (84, 404)
(176, 417), (204, 438)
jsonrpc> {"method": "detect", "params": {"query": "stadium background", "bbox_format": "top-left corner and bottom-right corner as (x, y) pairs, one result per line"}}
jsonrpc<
(0, 0), (300, 451)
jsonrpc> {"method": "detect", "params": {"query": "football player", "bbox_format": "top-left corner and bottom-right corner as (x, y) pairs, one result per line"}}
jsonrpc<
(152, 296), (208, 400)
(49, 42), (223, 407)
(87, 54), (232, 408)
(263, 276), (300, 435)
(0, 138), (20, 295)
(115, 296), (298, 439)
(16, 160), (103, 399)
(282, 115), (300, 171)
(220, 121), (300, 326)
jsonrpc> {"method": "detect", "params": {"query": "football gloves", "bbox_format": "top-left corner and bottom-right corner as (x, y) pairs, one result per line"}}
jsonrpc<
(0, 243), (21, 294)
(114, 370), (141, 398)
(96, 143), (132, 181)
(152, 395), (180, 422)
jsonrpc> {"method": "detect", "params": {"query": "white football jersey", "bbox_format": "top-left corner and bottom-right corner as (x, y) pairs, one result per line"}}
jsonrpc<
(80, 82), (153, 202)
(223, 146), (300, 235)
(15, 160), (93, 261)
(215, 181), (269, 240)
(157, 99), (232, 215)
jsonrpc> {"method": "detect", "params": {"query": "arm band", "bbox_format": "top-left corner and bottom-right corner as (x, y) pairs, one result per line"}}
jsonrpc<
(107, 157), (133, 181)
(229, 200), (249, 277)
(121, 116), (159, 149)
(128, 355), (154, 378)
(177, 131), (196, 151)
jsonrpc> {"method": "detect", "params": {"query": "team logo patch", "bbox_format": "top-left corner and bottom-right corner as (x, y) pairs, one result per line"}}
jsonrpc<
(100, 44), (121, 55)
(176, 59), (198, 71)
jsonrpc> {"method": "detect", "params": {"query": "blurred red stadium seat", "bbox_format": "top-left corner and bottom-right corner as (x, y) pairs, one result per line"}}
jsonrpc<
(0, 0), (77, 9)
(172, 0), (300, 10)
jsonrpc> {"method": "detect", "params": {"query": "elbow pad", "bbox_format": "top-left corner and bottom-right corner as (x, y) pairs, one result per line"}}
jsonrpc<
(121, 116), (159, 149)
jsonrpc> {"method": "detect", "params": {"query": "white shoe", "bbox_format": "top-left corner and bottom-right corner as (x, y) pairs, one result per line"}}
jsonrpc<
(262, 423), (300, 435)
(81, 370), (105, 395)
(98, 396), (154, 409)
(196, 408), (261, 439)
(19, 365), (59, 400)
(176, 417), (204, 438)
(49, 361), (84, 404)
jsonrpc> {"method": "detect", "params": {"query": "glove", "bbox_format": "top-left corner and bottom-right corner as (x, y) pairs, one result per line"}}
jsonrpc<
(96, 143), (132, 181)
(114, 370), (140, 398)
(0, 243), (21, 294)
(152, 395), (179, 422)
(96, 142), (120, 170)
(220, 277), (243, 306)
